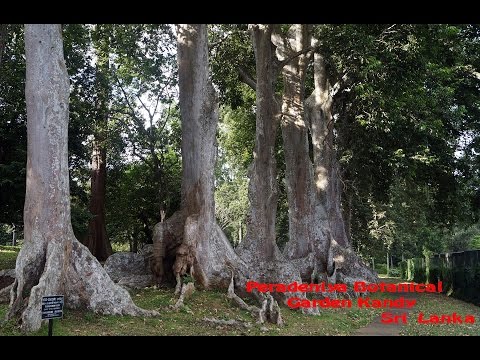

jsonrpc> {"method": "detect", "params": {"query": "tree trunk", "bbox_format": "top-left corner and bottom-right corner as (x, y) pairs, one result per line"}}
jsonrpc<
(150, 26), (302, 322)
(328, 153), (350, 249)
(7, 24), (155, 332)
(306, 41), (377, 287)
(151, 24), (240, 290)
(85, 25), (112, 261)
(85, 140), (110, 260)
(275, 25), (318, 277)
(236, 24), (282, 264)
(0, 24), (8, 68)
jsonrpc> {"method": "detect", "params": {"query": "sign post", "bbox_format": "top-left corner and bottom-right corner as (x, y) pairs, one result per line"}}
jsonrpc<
(41, 295), (64, 336)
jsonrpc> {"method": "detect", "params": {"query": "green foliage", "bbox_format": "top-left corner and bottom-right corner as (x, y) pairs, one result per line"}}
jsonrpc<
(399, 260), (408, 279)
(404, 248), (480, 306)
(209, 24), (255, 108)
(111, 242), (131, 253)
(320, 24), (480, 261)
(217, 106), (256, 175)
(375, 263), (388, 275)
(106, 153), (181, 246)
(406, 258), (427, 283)
(388, 267), (401, 277)
(446, 223), (480, 252)
(215, 177), (248, 246)
(1, 24), (479, 279)
(70, 198), (92, 243)
(0, 25), (26, 226)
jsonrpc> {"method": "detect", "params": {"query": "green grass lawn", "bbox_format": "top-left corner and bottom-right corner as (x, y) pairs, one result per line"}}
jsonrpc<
(0, 245), (20, 270)
(0, 287), (382, 336)
(400, 291), (480, 336)
(1, 247), (479, 336)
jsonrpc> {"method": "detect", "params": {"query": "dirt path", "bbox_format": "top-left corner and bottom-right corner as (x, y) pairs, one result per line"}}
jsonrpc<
(354, 280), (418, 336)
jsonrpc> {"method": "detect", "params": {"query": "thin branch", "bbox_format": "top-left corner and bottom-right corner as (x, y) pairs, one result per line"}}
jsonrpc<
(135, 91), (153, 120)
(158, 103), (173, 134)
(0, 24), (9, 68)
(237, 66), (256, 91)
(278, 46), (317, 69)
(208, 30), (231, 51)
(331, 72), (350, 97)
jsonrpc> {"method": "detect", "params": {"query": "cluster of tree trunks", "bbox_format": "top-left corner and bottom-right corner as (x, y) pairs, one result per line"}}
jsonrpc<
(7, 23), (376, 331)
(151, 23), (377, 321)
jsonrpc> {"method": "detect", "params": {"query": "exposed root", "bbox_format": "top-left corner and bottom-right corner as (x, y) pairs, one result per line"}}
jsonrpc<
(8, 238), (158, 332)
(172, 282), (195, 311)
(173, 243), (196, 295)
(227, 273), (283, 325)
(174, 274), (182, 295)
(203, 317), (252, 328)
(328, 239), (378, 295)
(0, 284), (13, 304)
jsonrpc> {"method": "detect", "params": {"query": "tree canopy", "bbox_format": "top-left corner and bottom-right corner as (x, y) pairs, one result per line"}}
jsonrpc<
(1, 23), (479, 266)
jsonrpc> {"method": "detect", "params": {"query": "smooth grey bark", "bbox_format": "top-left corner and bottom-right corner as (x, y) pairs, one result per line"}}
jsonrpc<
(275, 25), (319, 272)
(230, 25), (316, 313)
(7, 24), (155, 332)
(236, 24), (282, 264)
(306, 48), (350, 249)
(151, 24), (240, 290)
(305, 39), (377, 286)
(150, 25), (302, 323)
(271, 26), (375, 286)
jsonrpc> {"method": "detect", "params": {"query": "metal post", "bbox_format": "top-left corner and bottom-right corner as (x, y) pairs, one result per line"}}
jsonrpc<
(12, 224), (16, 246)
(48, 319), (53, 336)
(386, 252), (390, 276)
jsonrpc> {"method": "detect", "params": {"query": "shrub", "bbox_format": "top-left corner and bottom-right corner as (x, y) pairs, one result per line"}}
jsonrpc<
(399, 260), (408, 279)
(375, 263), (388, 275)
(388, 267), (401, 277)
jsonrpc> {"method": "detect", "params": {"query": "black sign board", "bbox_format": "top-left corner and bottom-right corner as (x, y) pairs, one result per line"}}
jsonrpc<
(41, 295), (64, 320)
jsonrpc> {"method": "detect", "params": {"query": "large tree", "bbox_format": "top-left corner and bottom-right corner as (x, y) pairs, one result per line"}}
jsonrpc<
(239, 24), (376, 283)
(236, 24), (282, 263)
(84, 25), (112, 261)
(151, 24), (239, 290)
(274, 25), (319, 272)
(4, 24), (155, 332)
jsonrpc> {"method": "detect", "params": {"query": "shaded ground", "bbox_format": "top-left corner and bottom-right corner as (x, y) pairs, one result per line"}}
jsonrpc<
(0, 275), (14, 290)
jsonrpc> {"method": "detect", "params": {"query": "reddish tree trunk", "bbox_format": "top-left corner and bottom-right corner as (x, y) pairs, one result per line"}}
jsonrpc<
(85, 25), (111, 261)
(86, 140), (111, 261)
